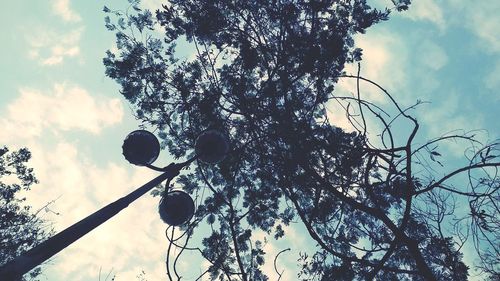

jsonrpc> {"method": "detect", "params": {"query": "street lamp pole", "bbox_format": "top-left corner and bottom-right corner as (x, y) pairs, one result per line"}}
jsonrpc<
(0, 129), (229, 281)
(0, 160), (191, 281)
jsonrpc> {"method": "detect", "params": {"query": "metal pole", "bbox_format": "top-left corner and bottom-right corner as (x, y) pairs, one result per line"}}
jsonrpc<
(0, 163), (184, 280)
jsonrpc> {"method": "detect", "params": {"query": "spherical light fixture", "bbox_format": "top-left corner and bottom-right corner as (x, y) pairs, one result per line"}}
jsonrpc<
(158, 190), (195, 226)
(195, 130), (229, 164)
(122, 130), (160, 166)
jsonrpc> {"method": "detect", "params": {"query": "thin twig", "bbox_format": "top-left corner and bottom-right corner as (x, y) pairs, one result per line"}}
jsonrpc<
(274, 248), (291, 281)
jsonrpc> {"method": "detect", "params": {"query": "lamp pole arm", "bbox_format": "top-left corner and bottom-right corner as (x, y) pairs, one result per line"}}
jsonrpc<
(0, 160), (191, 281)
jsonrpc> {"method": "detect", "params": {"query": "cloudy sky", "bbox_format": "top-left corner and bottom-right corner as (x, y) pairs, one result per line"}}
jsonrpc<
(1, 0), (498, 280)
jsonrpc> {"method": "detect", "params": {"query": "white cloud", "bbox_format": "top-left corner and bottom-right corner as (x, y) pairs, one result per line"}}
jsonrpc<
(417, 40), (448, 71)
(351, 29), (408, 98)
(330, 28), (409, 133)
(419, 92), (486, 157)
(26, 27), (83, 66)
(20, 140), (168, 281)
(140, 0), (167, 11)
(485, 60), (500, 92)
(0, 92), (165, 281)
(52, 0), (81, 22)
(0, 84), (164, 280)
(27, 49), (40, 59)
(468, 9), (500, 53)
(402, 0), (445, 29)
(0, 83), (123, 142)
(0, 82), (199, 280)
(326, 101), (356, 132)
(446, 0), (500, 53)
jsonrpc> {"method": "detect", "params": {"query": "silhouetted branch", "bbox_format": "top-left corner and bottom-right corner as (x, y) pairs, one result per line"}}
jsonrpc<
(273, 248), (290, 281)
(416, 163), (500, 195)
(165, 227), (175, 281)
(355, 63), (367, 138)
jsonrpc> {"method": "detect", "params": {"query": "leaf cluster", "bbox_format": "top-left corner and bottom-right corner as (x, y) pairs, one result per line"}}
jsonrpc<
(0, 146), (52, 281)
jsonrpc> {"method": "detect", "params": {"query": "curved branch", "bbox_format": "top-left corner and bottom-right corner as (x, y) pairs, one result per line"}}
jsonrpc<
(274, 248), (291, 281)
(416, 163), (500, 195)
(165, 227), (175, 281)
(355, 63), (367, 138)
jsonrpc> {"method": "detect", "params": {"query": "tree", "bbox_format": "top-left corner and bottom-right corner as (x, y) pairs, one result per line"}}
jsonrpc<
(103, 0), (499, 280)
(0, 146), (52, 280)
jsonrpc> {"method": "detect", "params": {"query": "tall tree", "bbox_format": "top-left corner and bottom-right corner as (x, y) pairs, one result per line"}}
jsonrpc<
(0, 146), (52, 281)
(103, 0), (499, 280)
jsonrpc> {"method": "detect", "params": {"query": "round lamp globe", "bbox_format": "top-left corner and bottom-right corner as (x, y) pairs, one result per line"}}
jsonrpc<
(122, 130), (160, 166)
(195, 130), (229, 164)
(158, 190), (195, 226)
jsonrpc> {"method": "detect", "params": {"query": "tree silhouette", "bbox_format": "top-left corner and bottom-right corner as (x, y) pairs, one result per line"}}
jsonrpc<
(0, 146), (52, 280)
(103, 0), (499, 280)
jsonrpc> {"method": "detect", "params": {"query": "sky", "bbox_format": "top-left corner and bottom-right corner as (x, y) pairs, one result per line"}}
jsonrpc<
(0, 0), (499, 280)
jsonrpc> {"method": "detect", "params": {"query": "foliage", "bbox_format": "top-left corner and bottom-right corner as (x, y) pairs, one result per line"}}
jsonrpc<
(0, 146), (51, 280)
(103, 0), (500, 280)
